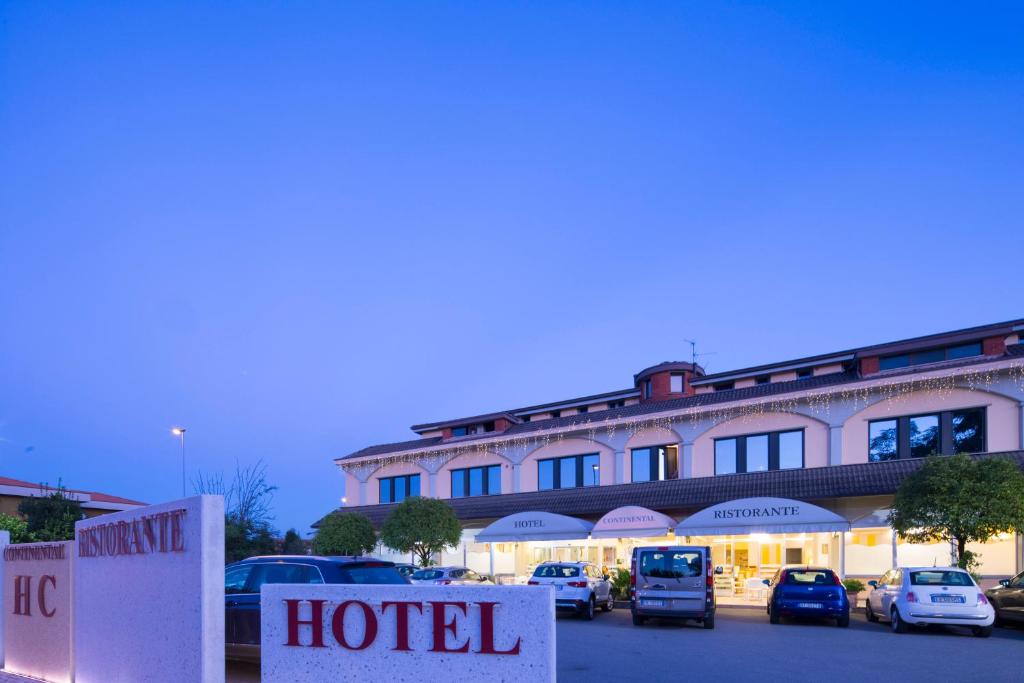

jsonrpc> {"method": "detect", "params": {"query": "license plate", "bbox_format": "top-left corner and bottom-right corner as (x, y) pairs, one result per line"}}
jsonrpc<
(796, 602), (824, 609)
(641, 599), (665, 607)
(931, 595), (964, 603)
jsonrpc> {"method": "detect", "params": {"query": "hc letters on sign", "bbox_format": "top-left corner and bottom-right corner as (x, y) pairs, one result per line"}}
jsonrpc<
(3, 541), (74, 683)
(262, 585), (556, 683)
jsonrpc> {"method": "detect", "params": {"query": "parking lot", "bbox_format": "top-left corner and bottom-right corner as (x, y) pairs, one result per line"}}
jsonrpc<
(228, 606), (1024, 682)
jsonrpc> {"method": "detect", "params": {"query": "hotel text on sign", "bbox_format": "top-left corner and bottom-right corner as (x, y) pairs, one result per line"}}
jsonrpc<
(262, 584), (555, 683)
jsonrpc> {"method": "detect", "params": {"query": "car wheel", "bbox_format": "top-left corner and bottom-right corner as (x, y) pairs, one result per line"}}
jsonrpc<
(703, 614), (715, 630)
(601, 594), (613, 612)
(973, 626), (993, 638)
(582, 596), (595, 621)
(865, 601), (878, 623)
(837, 613), (850, 628)
(890, 607), (908, 634)
(769, 606), (780, 625)
(632, 612), (646, 626)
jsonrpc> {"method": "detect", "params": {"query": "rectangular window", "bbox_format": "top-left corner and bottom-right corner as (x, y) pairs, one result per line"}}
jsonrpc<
(778, 431), (804, 470)
(755, 375), (771, 385)
(869, 419), (898, 462)
(643, 380), (652, 400)
(451, 426), (468, 437)
(577, 405), (588, 415)
(714, 430), (805, 475)
(746, 434), (769, 472)
(537, 454), (600, 490)
(379, 474), (420, 504)
(879, 343), (983, 371)
(670, 375), (684, 393)
(631, 446), (681, 482)
(868, 407), (987, 460)
(796, 369), (813, 379)
(560, 458), (577, 488)
(909, 414), (940, 458)
(450, 465), (502, 498)
(538, 460), (555, 490)
(582, 454), (600, 486)
(713, 382), (734, 392)
(631, 449), (651, 482)
(714, 439), (737, 475)
(951, 408), (985, 453)
(607, 399), (626, 410)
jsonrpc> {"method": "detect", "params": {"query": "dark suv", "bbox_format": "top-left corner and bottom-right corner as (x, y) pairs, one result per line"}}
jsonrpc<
(225, 555), (408, 662)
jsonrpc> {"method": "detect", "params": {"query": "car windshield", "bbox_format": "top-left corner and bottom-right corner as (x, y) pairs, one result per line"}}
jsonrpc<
(337, 564), (407, 584)
(638, 550), (702, 579)
(909, 570), (974, 587)
(785, 570), (835, 585)
(412, 569), (444, 580)
(533, 565), (580, 578)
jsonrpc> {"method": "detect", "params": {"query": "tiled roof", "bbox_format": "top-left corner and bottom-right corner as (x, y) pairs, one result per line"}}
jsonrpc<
(0, 476), (146, 506)
(339, 346), (1021, 462)
(319, 451), (1024, 527)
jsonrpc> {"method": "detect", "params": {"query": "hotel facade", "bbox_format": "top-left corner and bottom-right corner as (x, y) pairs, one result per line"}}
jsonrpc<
(325, 319), (1024, 596)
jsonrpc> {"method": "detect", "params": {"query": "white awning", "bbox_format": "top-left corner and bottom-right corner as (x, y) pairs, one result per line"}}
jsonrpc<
(591, 506), (678, 539)
(474, 511), (595, 542)
(676, 497), (851, 536)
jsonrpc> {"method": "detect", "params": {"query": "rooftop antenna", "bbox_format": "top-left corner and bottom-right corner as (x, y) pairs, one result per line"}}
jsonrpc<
(684, 339), (717, 373)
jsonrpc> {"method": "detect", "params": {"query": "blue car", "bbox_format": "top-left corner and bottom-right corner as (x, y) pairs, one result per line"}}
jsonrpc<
(764, 567), (850, 627)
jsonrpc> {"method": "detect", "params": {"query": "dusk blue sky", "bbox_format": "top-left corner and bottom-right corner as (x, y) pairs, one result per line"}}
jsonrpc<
(2, 2), (1022, 533)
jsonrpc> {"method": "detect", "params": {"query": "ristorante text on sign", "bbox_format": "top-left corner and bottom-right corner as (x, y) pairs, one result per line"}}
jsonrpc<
(77, 508), (186, 558)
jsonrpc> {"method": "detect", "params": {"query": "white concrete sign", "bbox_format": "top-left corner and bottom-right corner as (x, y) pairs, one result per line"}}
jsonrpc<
(261, 584), (555, 683)
(0, 530), (7, 670)
(676, 496), (851, 536)
(73, 495), (224, 683)
(3, 541), (74, 683)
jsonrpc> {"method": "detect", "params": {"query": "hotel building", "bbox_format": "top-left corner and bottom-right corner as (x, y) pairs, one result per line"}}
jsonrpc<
(324, 319), (1024, 596)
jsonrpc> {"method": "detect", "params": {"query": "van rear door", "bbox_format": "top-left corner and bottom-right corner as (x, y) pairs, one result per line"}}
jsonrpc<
(636, 548), (706, 614)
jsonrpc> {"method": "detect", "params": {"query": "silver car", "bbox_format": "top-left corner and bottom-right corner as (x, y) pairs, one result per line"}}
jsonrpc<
(410, 566), (494, 586)
(631, 545), (717, 629)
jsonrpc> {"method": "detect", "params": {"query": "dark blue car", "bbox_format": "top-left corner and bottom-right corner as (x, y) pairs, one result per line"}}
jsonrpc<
(225, 555), (408, 662)
(765, 567), (850, 627)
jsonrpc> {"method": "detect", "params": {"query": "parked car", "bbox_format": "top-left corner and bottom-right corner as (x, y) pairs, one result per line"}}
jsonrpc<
(763, 567), (850, 627)
(527, 561), (613, 620)
(985, 571), (1024, 627)
(225, 555), (408, 662)
(629, 545), (717, 629)
(409, 566), (494, 586)
(865, 567), (994, 637)
(393, 563), (418, 579)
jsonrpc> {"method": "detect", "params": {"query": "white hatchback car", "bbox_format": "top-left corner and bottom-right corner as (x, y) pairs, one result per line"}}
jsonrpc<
(865, 567), (995, 637)
(527, 562), (613, 620)
(409, 566), (494, 586)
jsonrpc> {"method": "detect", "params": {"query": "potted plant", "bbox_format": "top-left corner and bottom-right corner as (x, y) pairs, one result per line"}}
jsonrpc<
(842, 578), (865, 606)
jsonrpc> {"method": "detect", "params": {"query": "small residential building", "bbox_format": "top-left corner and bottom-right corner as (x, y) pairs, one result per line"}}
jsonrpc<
(323, 319), (1024, 596)
(0, 476), (146, 519)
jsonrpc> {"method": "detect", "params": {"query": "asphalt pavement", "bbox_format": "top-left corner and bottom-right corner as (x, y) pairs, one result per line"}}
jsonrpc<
(228, 606), (1024, 682)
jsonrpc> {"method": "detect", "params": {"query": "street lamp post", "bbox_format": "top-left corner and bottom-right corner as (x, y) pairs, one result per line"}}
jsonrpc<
(171, 427), (186, 497)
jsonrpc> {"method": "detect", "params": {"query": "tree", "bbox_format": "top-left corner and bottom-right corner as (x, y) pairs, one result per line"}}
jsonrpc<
(313, 513), (376, 556)
(18, 484), (84, 542)
(194, 460), (279, 563)
(890, 454), (1024, 570)
(0, 513), (32, 543)
(380, 497), (461, 567)
(281, 528), (307, 555)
